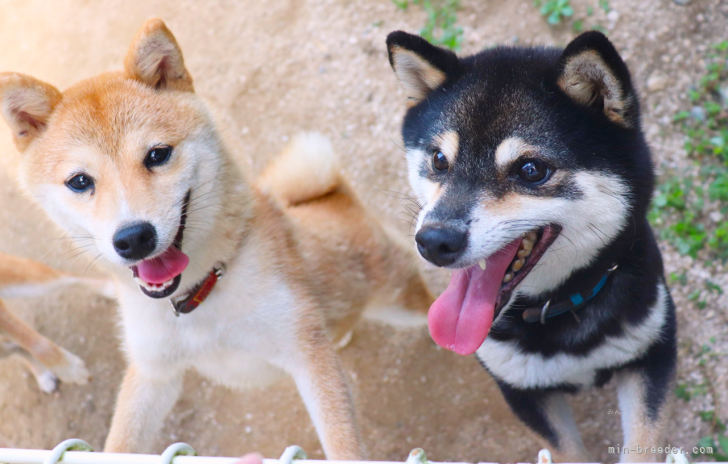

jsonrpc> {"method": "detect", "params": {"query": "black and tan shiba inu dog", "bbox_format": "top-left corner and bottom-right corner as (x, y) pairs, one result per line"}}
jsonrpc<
(386, 31), (677, 462)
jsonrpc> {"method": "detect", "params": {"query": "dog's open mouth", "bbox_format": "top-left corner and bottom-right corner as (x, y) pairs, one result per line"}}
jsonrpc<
(428, 224), (562, 356)
(130, 192), (191, 299)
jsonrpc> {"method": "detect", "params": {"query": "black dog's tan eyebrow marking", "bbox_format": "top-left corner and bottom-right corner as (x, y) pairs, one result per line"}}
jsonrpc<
(434, 130), (459, 165)
(494, 136), (536, 170)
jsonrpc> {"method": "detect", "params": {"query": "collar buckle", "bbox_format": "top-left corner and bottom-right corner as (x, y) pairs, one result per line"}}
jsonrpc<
(169, 262), (226, 317)
(170, 300), (181, 317)
(214, 262), (226, 280)
(540, 299), (551, 325)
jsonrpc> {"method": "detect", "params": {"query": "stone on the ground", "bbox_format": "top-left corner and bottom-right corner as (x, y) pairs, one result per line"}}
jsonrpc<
(647, 72), (669, 92)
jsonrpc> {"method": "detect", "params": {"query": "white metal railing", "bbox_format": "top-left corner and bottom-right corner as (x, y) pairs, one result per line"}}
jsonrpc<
(0, 438), (708, 464)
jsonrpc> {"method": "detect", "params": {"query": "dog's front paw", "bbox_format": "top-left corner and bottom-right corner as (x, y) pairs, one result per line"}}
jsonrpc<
(34, 369), (60, 393)
(52, 348), (91, 385)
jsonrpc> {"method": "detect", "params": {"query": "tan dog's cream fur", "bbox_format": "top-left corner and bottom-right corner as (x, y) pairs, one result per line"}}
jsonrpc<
(0, 19), (432, 458)
(0, 252), (114, 392)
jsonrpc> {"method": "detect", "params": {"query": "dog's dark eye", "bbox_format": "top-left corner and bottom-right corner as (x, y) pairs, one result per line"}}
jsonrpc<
(144, 146), (173, 169)
(517, 159), (551, 183)
(432, 151), (449, 172)
(66, 174), (94, 193)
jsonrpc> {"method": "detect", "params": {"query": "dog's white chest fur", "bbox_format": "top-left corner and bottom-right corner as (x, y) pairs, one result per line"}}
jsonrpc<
(115, 248), (295, 388)
(476, 284), (669, 389)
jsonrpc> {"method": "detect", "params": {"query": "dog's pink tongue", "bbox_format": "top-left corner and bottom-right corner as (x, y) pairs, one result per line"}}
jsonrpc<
(428, 239), (521, 356)
(135, 247), (189, 284)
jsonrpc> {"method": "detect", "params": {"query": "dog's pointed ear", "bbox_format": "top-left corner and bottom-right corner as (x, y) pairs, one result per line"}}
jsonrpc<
(555, 31), (638, 128)
(0, 73), (62, 152)
(124, 18), (194, 92)
(386, 31), (459, 107)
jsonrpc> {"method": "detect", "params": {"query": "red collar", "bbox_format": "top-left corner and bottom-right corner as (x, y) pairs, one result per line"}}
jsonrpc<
(170, 264), (225, 316)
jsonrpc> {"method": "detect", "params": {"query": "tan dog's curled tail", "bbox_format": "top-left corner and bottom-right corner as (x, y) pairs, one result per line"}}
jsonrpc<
(258, 132), (342, 207)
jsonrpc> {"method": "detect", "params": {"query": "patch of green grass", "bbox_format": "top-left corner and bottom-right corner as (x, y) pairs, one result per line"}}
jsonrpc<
(533, 0), (573, 25)
(675, 380), (709, 402)
(695, 411), (728, 461)
(392, 0), (463, 50)
(670, 271), (688, 285)
(679, 338), (728, 461)
(695, 433), (728, 462)
(650, 41), (728, 261)
(705, 280), (724, 294)
(675, 382), (694, 401)
(679, 42), (728, 161)
(535, 1), (609, 32)
(689, 288), (708, 309)
(649, 175), (707, 258)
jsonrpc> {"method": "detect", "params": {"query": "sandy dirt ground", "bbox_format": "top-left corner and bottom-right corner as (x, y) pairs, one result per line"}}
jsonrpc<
(0, 0), (727, 462)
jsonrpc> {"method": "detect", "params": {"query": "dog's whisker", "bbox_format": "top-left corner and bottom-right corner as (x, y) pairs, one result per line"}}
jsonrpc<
(187, 203), (225, 215)
(184, 191), (227, 209)
(65, 249), (91, 268)
(383, 128), (407, 154)
(82, 252), (105, 276)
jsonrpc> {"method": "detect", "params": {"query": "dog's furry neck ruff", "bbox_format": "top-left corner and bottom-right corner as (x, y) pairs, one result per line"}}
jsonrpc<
(166, 153), (252, 315)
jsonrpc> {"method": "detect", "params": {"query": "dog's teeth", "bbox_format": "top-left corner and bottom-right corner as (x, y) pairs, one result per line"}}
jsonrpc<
(526, 230), (538, 241)
(522, 239), (534, 251)
(512, 258), (525, 272)
(517, 248), (531, 259)
(135, 276), (175, 293)
(478, 259), (487, 271)
(503, 272), (514, 283)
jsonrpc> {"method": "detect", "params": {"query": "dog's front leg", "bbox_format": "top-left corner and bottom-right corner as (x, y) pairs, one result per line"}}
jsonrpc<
(0, 252), (115, 300)
(615, 367), (673, 463)
(0, 299), (90, 387)
(104, 362), (184, 453)
(497, 380), (593, 463)
(288, 323), (364, 460)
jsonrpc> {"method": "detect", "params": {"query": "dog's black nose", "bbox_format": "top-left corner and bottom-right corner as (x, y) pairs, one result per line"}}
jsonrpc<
(113, 222), (157, 261)
(415, 223), (467, 267)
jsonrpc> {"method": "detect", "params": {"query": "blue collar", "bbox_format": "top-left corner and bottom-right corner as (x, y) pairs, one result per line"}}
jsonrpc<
(522, 264), (618, 324)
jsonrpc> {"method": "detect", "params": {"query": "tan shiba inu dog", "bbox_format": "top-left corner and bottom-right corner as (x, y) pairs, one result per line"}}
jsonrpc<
(0, 19), (432, 457)
(0, 252), (113, 393)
